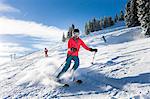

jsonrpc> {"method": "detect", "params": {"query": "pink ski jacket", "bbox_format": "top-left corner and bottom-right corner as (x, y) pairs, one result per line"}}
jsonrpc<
(67, 37), (91, 56)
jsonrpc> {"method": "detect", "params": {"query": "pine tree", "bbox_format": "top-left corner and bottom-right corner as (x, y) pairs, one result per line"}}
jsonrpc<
(88, 21), (91, 32)
(108, 17), (114, 26)
(99, 18), (103, 29)
(89, 21), (94, 32)
(94, 18), (100, 31)
(125, 0), (132, 27)
(67, 27), (72, 38)
(137, 0), (150, 36)
(114, 14), (119, 23)
(67, 31), (70, 38)
(103, 17), (108, 28)
(119, 10), (124, 21)
(62, 33), (66, 42)
(67, 24), (75, 38)
(125, 0), (140, 27)
(85, 22), (90, 35)
(111, 17), (114, 26)
(72, 24), (75, 29)
(96, 20), (101, 31)
(92, 18), (97, 31)
(107, 17), (111, 27)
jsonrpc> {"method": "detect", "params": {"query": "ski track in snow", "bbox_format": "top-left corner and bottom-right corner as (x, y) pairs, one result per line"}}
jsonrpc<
(0, 26), (150, 98)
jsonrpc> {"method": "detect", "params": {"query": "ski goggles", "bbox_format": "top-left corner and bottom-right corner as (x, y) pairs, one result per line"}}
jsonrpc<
(73, 32), (80, 36)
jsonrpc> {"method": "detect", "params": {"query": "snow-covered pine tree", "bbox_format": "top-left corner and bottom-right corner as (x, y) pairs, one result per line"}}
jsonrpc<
(62, 33), (66, 42)
(125, 0), (132, 27)
(137, 0), (150, 36)
(125, 0), (140, 27)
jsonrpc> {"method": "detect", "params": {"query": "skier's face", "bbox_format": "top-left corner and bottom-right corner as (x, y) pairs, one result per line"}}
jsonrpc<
(73, 32), (79, 38)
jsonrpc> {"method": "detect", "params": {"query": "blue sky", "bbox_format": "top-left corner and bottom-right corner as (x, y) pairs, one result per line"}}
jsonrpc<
(1, 0), (127, 31)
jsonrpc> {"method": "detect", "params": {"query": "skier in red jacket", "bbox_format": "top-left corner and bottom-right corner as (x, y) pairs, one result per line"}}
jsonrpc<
(56, 29), (98, 79)
(44, 48), (48, 57)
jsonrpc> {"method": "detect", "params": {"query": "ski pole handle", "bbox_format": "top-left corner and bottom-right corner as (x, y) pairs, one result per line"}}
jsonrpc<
(91, 52), (96, 64)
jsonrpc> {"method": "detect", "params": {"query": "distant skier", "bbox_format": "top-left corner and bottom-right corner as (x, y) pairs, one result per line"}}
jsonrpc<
(44, 48), (48, 57)
(56, 29), (98, 79)
(102, 36), (106, 43)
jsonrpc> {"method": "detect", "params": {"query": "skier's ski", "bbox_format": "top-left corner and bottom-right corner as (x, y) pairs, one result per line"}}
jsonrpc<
(55, 79), (70, 87)
(63, 84), (69, 87)
(76, 80), (83, 84)
(58, 79), (83, 87)
(62, 79), (83, 87)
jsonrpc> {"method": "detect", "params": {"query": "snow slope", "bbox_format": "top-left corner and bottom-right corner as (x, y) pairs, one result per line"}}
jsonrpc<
(0, 26), (150, 99)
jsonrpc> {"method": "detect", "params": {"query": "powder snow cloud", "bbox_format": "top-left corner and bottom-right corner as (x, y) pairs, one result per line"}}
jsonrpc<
(0, 17), (67, 40)
(0, 17), (67, 65)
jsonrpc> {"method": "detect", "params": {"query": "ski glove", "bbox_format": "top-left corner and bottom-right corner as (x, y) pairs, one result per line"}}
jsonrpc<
(90, 48), (98, 52)
(71, 47), (77, 52)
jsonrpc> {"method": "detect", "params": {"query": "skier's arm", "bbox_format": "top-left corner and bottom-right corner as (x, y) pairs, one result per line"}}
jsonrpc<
(80, 39), (91, 51)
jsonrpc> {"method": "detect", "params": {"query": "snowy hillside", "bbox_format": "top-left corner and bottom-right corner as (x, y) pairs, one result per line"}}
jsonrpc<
(0, 26), (150, 99)
(0, 17), (67, 65)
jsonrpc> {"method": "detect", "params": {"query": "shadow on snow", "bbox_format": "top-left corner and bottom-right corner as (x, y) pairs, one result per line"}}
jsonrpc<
(60, 65), (150, 96)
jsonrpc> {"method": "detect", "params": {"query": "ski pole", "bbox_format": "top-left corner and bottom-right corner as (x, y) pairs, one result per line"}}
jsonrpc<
(53, 60), (66, 76)
(91, 52), (96, 64)
(53, 52), (74, 76)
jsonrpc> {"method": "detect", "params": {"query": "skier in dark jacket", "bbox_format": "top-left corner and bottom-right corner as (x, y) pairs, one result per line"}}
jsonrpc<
(57, 29), (98, 79)
(102, 36), (106, 43)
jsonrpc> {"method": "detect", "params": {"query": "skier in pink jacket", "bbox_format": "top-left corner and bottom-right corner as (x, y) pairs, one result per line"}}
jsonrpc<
(57, 29), (98, 78)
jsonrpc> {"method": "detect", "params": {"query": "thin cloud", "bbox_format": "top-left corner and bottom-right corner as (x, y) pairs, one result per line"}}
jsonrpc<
(0, 3), (20, 13)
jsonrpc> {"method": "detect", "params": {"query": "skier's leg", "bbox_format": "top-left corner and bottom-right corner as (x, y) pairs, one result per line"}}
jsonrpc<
(56, 56), (72, 78)
(72, 56), (79, 71)
(70, 56), (79, 81)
